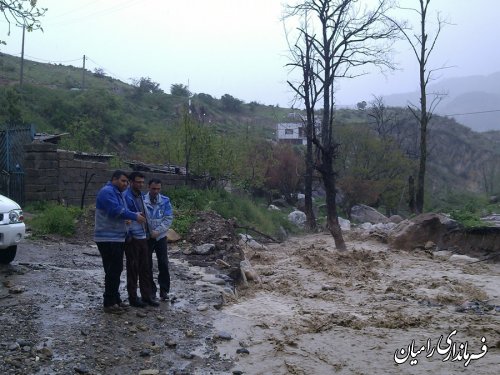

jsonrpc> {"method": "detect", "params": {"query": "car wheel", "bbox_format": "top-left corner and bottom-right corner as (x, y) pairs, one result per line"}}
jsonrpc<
(0, 245), (17, 264)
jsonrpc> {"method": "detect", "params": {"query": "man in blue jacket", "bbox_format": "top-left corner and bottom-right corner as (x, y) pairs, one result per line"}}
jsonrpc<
(144, 178), (174, 301)
(123, 172), (159, 308)
(94, 170), (146, 314)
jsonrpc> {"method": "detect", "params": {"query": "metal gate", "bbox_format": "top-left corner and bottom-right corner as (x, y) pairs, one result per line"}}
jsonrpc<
(0, 125), (34, 205)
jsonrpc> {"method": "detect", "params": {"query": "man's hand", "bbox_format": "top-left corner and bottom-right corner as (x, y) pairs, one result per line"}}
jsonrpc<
(150, 230), (160, 239)
(136, 213), (147, 224)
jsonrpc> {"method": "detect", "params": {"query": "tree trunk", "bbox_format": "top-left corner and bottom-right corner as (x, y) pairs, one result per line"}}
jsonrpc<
(321, 156), (346, 251)
(408, 175), (416, 214)
(304, 149), (316, 230)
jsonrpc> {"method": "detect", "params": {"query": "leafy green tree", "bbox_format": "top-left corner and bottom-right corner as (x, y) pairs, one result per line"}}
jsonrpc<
(131, 77), (163, 98)
(93, 68), (106, 78)
(0, 87), (23, 126)
(336, 124), (414, 216)
(221, 94), (242, 112)
(0, 0), (46, 45)
(264, 143), (304, 203)
(232, 136), (272, 194)
(59, 117), (101, 152)
(170, 83), (191, 97)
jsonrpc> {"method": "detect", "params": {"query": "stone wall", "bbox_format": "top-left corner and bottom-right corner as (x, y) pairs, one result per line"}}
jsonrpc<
(24, 143), (187, 207)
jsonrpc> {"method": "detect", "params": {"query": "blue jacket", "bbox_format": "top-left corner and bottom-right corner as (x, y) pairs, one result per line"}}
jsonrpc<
(94, 182), (139, 242)
(123, 187), (148, 240)
(144, 192), (173, 241)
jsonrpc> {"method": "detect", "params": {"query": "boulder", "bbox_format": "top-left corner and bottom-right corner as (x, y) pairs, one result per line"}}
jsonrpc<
(338, 217), (351, 231)
(167, 228), (181, 242)
(239, 234), (268, 250)
(288, 210), (307, 228)
(389, 215), (404, 224)
(350, 204), (388, 224)
(388, 213), (460, 251)
(268, 204), (281, 211)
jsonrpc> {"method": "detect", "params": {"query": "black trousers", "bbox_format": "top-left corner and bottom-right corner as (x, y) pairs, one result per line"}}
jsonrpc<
(124, 238), (153, 302)
(148, 237), (170, 295)
(96, 242), (125, 307)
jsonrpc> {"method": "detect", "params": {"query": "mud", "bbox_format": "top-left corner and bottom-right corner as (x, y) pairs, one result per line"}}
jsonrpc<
(0, 240), (234, 375)
(217, 232), (500, 375)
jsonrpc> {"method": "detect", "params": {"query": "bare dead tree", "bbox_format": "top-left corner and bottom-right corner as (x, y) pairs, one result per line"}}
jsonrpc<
(284, 0), (399, 250)
(387, 0), (448, 213)
(285, 12), (320, 231)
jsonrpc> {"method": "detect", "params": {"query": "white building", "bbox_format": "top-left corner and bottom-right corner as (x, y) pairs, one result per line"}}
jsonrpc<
(276, 122), (306, 145)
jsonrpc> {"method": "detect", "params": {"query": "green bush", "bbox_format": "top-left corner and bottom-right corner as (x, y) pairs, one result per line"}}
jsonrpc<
(449, 209), (485, 229)
(27, 204), (82, 237)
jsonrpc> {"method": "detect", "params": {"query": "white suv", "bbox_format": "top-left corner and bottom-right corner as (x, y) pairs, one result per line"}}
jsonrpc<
(0, 194), (25, 264)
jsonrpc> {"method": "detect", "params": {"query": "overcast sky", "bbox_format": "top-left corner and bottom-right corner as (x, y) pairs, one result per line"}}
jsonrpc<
(1, 0), (499, 107)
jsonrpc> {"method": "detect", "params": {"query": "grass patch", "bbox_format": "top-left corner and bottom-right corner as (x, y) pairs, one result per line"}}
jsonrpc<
(26, 203), (82, 237)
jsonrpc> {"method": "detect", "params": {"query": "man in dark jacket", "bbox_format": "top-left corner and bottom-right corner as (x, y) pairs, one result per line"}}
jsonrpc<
(123, 172), (159, 307)
(94, 170), (146, 314)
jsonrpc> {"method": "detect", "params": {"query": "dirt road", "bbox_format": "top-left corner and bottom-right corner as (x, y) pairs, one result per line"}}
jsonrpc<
(0, 239), (234, 375)
(1, 232), (499, 375)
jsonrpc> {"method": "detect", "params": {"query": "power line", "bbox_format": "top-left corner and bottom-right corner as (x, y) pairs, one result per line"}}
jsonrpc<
(85, 56), (128, 83)
(443, 109), (500, 117)
(48, 0), (142, 28)
(23, 54), (82, 64)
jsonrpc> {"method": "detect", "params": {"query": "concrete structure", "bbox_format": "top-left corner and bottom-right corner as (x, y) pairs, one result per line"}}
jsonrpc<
(276, 122), (306, 145)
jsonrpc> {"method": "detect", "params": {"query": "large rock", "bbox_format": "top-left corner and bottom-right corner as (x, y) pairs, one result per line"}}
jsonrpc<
(338, 217), (351, 231)
(350, 204), (388, 224)
(388, 213), (460, 250)
(288, 210), (307, 228)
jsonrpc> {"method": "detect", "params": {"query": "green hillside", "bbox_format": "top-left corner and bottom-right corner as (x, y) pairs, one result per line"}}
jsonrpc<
(0, 53), (288, 154)
(1, 52), (500, 212)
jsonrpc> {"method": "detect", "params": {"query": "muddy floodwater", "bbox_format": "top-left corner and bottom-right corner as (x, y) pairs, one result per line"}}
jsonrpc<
(1, 232), (500, 374)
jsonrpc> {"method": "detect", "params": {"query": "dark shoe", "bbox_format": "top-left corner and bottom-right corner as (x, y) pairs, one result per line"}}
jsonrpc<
(143, 299), (160, 307)
(160, 290), (169, 301)
(117, 301), (129, 310)
(104, 304), (125, 314)
(129, 298), (147, 308)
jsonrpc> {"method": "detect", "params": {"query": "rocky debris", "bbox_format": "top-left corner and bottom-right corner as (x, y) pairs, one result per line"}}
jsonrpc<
(187, 210), (239, 245)
(239, 234), (268, 250)
(350, 204), (389, 224)
(167, 228), (182, 242)
(481, 213), (500, 227)
(184, 210), (245, 281)
(193, 243), (216, 255)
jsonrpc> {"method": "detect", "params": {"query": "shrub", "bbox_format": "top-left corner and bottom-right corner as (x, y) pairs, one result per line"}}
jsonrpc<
(449, 209), (484, 229)
(28, 204), (82, 237)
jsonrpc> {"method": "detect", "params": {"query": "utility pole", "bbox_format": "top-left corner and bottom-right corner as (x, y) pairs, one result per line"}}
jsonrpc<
(19, 24), (26, 87)
(82, 54), (86, 89)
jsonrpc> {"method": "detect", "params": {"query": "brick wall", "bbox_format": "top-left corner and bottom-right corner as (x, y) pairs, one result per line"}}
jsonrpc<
(24, 143), (187, 207)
